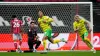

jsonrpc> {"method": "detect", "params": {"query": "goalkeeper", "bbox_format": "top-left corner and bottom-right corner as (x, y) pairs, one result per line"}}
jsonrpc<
(73, 15), (95, 51)
(38, 11), (67, 52)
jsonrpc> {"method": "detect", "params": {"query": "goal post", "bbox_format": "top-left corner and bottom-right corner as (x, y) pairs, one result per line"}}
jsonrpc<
(0, 2), (93, 51)
(90, 2), (94, 50)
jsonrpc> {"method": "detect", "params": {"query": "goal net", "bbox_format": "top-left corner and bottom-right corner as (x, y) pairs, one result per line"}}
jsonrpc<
(0, 2), (93, 51)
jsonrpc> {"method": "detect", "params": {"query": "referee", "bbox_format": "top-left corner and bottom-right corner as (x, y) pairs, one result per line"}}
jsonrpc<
(27, 20), (41, 52)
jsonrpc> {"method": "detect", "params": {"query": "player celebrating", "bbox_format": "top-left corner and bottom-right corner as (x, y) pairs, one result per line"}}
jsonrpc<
(10, 15), (23, 53)
(38, 11), (67, 52)
(73, 15), (95, 52)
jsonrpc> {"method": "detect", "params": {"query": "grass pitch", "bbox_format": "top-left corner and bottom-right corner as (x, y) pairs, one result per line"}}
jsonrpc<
(0, 50), (99, 56)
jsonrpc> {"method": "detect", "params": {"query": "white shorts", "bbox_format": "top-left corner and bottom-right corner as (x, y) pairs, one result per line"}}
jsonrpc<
(13, 33), (22, 40)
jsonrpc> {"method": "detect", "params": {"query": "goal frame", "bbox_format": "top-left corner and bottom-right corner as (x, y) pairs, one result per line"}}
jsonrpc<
(0, 2), (93, 51)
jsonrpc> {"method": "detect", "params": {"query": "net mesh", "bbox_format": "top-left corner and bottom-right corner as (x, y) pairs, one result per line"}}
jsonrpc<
(0, 3), (90, 33)
(0, 3), (91, 51)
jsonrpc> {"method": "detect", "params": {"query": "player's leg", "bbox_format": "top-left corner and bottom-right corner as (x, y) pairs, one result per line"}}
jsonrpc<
(13, 34), (18, 51)
(42, 35), (48, 51)
(52, 32), (59, 38)
(82, 32), (93, 49)
(48, 38), (60, 44)
(47, 29), (67, 44)
(81, 32), (96, 53)
(42, 31), (48, 51)
(49, 37), (67, 44)
(84, 38), (93, 49)
(33, 40), (41, 52)
(43, 29), (54, 50)
(35, 41), (41, 49)
(17, 34), (22, 49)
(28, 39), (34, 52)
(46, 29), (60, 43)
(17, 34), (23, 53)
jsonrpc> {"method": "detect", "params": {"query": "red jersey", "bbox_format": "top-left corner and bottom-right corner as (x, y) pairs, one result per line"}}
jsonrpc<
(11, 18), (23, 34)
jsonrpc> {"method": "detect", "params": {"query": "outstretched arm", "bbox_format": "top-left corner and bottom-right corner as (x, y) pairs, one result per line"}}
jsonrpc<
(43, 16), (54, 23)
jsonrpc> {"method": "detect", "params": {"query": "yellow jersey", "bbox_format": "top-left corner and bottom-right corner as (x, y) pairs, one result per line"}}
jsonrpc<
(38, 16), (53, 32)
(73, 19), (87, 36)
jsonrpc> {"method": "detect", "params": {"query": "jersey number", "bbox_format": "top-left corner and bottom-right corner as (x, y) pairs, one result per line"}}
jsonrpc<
(13, 22), (20, 27)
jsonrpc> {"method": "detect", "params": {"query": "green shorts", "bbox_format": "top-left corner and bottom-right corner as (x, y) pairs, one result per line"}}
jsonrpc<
(81, 32), (88, 41)
(44, 29), (52, 40)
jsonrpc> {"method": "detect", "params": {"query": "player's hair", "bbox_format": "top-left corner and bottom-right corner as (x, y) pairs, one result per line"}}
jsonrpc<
(38, 10), (44, 14)
(12, 15), (17, 18)
(75, 15), (90, 23)
(30, 21), (35, 24)
(75, 15), (84, 19)
(38, 10), (42, 12)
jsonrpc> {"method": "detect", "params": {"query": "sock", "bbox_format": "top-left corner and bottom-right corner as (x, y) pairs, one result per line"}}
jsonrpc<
(53, 39), (61, 44)
(18, 41), (22, 48)
(33, 46), (36, 50)
(84, 38), (93, 49)
(14, 42), (17, 49)
(43, 40), (47, 50)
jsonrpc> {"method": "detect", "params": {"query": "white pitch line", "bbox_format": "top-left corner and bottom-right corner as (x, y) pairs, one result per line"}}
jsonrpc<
(35, 50), (93, 53)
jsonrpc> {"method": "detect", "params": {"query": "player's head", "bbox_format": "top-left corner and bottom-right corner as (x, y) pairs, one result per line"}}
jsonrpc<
(12, 15), (17, 18)
(74, 15), (80, 22)
(30, 21), (35, 29)
(38, 11), (44, 18)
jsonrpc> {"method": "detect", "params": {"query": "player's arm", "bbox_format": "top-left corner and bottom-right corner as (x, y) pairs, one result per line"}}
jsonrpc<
(21, 25), (24, 33)
(84, 20), (92, 32)
(20, 21), (24, 35)
(73, 23), (79, 32)
(47, 17), (54, 22)
(43, 16), (54, 23)
(35, 35), (40, 41)
(20, 26), (24, 37)
(34, 31), (39, 41)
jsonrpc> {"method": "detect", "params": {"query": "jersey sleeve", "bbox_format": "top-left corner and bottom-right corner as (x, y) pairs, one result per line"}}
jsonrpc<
(80, 18), (85, 23)
(48, 18), (53, 22)
(45, 16), (53, 23)
(38, 18), (42, 24)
